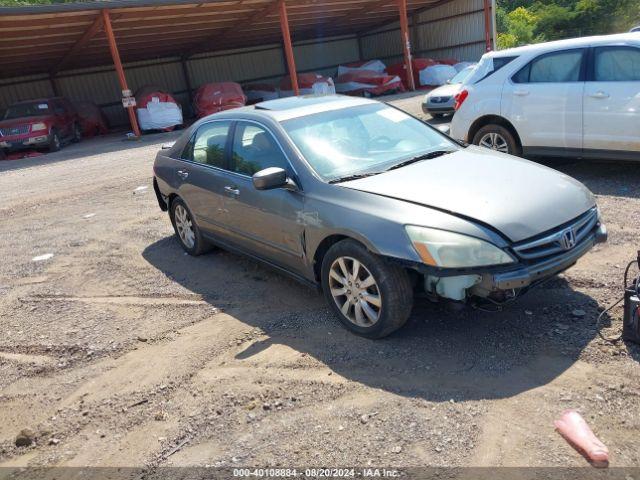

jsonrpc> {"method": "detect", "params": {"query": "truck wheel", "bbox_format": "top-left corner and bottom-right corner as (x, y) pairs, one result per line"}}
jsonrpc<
(48, 130), (61, 152)
(472, 124), (521, 156)
(321, 240), (413, 339)
(72, 123), (82, 143)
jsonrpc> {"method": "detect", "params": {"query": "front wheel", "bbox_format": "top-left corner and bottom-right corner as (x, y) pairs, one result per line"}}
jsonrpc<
(71, 123), (82, 143)
(472, 124), (521, 156)
(321, 240), (413, 339)
(48, 130), (61, 152)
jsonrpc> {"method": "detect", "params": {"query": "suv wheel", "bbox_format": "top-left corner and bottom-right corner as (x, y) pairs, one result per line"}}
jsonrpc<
(72, 123), (82, 143)
(48, 130), (61, 152)
(321, 240), (413, 339)
(169, 197), (210, 256)
(473, 124), (521, 156)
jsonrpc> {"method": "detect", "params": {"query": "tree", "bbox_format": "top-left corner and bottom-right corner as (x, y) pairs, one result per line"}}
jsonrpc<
(496, 0), (640, 50)
(497, 6), (544, 49)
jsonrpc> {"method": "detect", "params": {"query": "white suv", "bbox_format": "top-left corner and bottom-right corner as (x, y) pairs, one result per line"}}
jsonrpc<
(450, 33), (640, 160)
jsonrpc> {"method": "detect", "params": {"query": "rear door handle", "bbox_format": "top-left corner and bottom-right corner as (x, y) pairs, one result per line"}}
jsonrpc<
(177, 170), (189, 180)
(589, 91), (610, 99)
(514, 89), (530, 96)
(224, 186), (240, 196)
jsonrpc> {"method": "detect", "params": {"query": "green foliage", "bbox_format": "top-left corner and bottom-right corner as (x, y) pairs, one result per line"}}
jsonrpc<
(497, 0), (640, 50)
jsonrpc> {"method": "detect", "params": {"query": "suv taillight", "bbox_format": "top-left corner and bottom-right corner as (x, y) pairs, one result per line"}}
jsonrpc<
(454, 90), (469, 111)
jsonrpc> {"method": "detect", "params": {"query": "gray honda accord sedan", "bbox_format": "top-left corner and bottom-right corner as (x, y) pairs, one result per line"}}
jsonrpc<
(153, 95), (607, 338)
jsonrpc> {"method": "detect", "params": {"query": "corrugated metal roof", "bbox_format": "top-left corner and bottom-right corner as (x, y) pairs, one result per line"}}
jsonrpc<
(0, 0), (446, 79)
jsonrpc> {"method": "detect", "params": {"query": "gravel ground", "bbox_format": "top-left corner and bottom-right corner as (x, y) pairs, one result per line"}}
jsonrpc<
(0, 92), (639, 471)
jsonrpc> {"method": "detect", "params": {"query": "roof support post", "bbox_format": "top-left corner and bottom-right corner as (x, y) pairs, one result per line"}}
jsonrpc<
(180, 58), (194, 113)
(396, 0), (415, 91)
(278, 0), (299, 96)
(483, 0), (493, 52)
(49, 75), (59, 97)
(102, 9), (141, 138)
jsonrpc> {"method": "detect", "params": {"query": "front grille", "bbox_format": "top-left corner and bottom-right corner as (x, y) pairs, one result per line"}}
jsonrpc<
(430, 96), (452, 104)
(0, 125), (30, 137)
(513, 208), (598, 262)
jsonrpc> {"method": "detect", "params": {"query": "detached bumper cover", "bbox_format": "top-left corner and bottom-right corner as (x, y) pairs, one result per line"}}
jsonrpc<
(491, 223), (607, 290)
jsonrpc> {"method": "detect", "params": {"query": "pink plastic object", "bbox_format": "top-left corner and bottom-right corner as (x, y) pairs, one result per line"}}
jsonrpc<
(554, 409), (609, 467)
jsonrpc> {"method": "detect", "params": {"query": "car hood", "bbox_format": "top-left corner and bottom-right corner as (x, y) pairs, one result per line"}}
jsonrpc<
(337, 146), (596, 243)
(0, 115), (51, 128)
(425, 83), (462, 99)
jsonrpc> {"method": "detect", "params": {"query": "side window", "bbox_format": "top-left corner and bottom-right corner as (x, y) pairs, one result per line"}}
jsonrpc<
(594, 46), (640, 82)
(513, 49), (584, 83)
(230, 122), (290, 176)
(186, 121), (231, 168)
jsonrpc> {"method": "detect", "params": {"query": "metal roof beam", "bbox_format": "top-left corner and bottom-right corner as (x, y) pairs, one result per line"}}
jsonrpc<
(51, 13), (103, 76)
(181, 0), (280, 59)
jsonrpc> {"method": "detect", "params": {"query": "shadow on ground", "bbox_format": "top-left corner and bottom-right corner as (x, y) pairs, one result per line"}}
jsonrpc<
(142, 234), (608, 403)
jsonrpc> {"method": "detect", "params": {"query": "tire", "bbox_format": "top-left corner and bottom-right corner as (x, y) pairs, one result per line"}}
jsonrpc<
(472, 124), (521, 156)
(48, 130), (61, 152)
(71, 123), (82, 143)
(321, 239), (413, 339)
(169, 197), (211, 256)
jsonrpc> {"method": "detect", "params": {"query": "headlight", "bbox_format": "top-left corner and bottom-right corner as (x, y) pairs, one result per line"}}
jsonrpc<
(406, 226), (515, 268)
(31, 123), (47, 132)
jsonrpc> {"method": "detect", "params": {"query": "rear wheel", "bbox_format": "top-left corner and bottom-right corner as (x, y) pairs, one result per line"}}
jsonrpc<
(169, 197), (211, 256)
(321, 240), (413, 339)
(48, 130), (61, 152)
(472, 124), (521, 156)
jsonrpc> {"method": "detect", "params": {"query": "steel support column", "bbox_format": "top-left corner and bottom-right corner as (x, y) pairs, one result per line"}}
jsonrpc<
(102, 9), (141, 138)
(181, 58), (194, 110)
(278, 0), (299, 96)
(397, 0), (415, 91)
(483, 0), (493, 52)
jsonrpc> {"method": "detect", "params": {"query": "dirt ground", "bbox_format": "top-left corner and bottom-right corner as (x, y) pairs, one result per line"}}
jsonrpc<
(0, 92), (639, 473)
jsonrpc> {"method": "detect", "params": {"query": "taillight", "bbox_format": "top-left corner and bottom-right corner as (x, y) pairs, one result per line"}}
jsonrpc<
(454, 90), (469, 111)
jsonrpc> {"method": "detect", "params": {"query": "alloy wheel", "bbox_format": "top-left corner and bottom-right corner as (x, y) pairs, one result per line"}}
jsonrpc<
(479, 132), (509, 153)
(174, 204), (195, 249)
(328, 256), (382, 327)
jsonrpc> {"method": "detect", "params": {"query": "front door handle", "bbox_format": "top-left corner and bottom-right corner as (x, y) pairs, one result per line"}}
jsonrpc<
(514, 89), (530, 96)
(177, 170), (189, 180)
(589, 91), (610, 99)
(224, 186), (240, 196)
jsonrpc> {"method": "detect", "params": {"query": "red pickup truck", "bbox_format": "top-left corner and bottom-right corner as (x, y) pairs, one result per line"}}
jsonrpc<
(0, 97), (82, 155)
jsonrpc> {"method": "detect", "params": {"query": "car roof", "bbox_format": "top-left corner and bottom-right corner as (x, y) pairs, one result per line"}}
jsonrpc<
(488, 32), (640, 58)
(246, 94), (378, 122)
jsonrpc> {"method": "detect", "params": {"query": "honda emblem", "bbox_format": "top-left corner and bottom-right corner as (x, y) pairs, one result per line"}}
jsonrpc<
(559, 228), (577, 250)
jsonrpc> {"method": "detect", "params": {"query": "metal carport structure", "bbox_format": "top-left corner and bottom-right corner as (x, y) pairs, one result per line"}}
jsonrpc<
(0, 0), (495, 136)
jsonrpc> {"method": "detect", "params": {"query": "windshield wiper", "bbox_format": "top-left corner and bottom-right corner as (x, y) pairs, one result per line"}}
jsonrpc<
(328, 172), (383, 184)
(386, 150), (454, 171)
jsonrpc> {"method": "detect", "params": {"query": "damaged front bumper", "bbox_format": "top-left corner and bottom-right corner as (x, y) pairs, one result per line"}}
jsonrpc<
(402, 221), (607, 301)
(488, 223), (607, 291)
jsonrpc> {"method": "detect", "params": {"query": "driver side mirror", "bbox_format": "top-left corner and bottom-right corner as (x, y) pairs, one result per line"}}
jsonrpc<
(252, 167), (296, 191)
